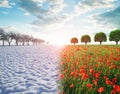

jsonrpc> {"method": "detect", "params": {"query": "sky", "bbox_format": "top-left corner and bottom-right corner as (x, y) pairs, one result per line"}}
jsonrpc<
(0, 0), (120, 45)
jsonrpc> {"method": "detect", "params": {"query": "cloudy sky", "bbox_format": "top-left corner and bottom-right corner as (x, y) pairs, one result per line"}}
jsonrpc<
(0, 0), (120, 45)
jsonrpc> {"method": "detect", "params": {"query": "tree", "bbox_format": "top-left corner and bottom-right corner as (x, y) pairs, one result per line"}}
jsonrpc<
(6, 32), (15, 46)
(31, 38), (44, 45)
(18, 34), (25, 45)
(0, 28), (7, 46)
(25, 35), (31, 45)
(81, 35), (91, 45)
(109, 29), (120, 45)
(12, 33), (20, 46)
(94, 32), (107, 45)
(71, 37), (78, 45)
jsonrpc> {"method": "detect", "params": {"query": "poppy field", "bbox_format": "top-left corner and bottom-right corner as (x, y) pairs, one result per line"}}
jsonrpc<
(60, 45), (120, 94)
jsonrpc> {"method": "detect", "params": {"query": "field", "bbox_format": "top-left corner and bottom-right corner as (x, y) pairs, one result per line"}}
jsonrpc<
(0, 45), (61, 94)
(60, 45), (120, 94)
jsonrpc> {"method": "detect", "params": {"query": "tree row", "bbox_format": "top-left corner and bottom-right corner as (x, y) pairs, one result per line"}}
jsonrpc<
(71, 29), (120, 45)
(0, 28), (44, 46)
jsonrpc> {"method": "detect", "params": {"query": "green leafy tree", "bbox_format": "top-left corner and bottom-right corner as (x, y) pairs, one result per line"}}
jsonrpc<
(71, 37), (78, 45)
(109, 29), (120, 45)
(81, 35), (91, 45)
(94, 32), (107, 45)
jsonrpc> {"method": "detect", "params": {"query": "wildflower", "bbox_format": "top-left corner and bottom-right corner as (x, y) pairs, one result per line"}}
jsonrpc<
(89, 68), (93, 73)
(59, 74), (64, 79)
(70, 72), (75, 76)
(106, 78), (113, 85)
(81, 73), (88, 80)
(80, 69), (85, 75)
(113, 85), (120, 92)
(98, 87), (105, 93)
(86, 83), (93, 90)
(92, 80), (98, 86)
(95, 72), (101, 79)
(112, 78), (117, 84)
(113, 58), (117, 61)
(111, 89), (116, 94)
(70, 83), (74, 88)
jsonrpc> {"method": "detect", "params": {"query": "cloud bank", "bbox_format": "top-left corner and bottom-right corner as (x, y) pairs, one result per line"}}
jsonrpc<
(93, 6), (120, 29)
(19, 0), (67, 27)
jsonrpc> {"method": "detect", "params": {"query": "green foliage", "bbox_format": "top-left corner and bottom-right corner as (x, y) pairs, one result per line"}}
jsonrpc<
(81, 35), (91, 45)
(94, 32), (107, 45)
(109, 29), (120, 45)
(71, 37), (78, 45)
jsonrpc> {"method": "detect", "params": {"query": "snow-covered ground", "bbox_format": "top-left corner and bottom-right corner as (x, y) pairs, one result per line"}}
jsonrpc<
(0, 45), (62, 94)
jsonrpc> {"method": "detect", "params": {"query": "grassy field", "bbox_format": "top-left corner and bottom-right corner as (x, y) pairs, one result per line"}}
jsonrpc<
(60, 45), (120, 94)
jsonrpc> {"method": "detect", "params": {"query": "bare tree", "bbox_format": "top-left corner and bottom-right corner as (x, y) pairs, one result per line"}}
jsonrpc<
(0, 28), (7, 46)
(6, 32), (15, 46)
(12, 33), (21, 46)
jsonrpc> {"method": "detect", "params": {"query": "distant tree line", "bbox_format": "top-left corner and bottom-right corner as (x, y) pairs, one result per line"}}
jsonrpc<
(71, 29), (120, 45)
(0, 28), (44, 46)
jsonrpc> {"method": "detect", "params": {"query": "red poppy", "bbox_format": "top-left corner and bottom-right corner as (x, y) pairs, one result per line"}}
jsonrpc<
(86, 83), (93, 89)
(106, 78), (113, 85)
(113, 85), (120, 92)
(98, 87), (105, 93)
(82, 73), (88, 80)
(59, 74), (64, 79)
(70, 83), (74, 88)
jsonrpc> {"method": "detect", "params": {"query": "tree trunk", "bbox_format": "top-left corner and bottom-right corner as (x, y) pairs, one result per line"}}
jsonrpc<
(16, 40), (18, 46)
(116, 41), (118, 45)
(2, 40), (4, 46)
(8, 42), (10, 46)
(100, 42), (102, 45)
(27, 42), (29, 46)
(85, 42), (87, 45)
(22, 42), (24, 46)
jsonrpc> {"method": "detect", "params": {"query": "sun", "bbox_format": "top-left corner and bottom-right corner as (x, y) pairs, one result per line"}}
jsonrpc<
(50, 39), (67, 46)
(46, 36), (69, 46)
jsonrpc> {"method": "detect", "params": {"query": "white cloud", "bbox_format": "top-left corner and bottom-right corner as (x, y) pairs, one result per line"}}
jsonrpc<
(48, 0), (67, 13)
(93, 6), (120, 29)
(1, 11), (8, 14)
(74, 0), (115, 16)
(19, 0), (67, 27)
(5, 25), (18, 33)
(24, 12), (30, 16)
(0, 0), (15, 8)
(0, 0), (10, 8)
(32, 0), (46, 3)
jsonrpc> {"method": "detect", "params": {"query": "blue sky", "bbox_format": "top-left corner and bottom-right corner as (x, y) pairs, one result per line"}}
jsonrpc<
(0, 0), (120, 45)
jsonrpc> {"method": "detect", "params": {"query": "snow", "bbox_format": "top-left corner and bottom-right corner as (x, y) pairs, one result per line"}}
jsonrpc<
(0, 45), (62, 94)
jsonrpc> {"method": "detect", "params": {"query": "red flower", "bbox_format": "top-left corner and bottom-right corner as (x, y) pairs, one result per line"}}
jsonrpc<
(89, 68), (93, 73)
(80, 69), (85, 75)
(59, 74), (64, 79)
(112, 78), (117, 84)
(98, 87), (105, 93)
(70, 83), (74, 88)
(113, 85), (120, 92)
(81, 73), (88, 80)
(70, 72), (75, 76)
(111, 89), (116, 94)
(106, 78), (113, 85)
(92, 80), (98, 86)
(95, 72), (101, 79)
(86, 83), (93, 89)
